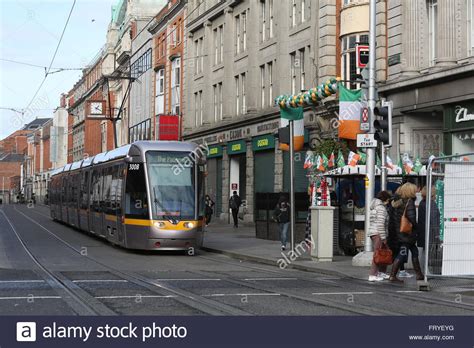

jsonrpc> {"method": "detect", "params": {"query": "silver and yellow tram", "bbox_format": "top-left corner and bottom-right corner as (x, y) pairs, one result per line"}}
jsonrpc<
(49, 141), (206, 251)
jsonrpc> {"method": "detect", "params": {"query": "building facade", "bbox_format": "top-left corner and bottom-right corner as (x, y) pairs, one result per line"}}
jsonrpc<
(183, 0), (344, 222)
(379, 0), (474, 159)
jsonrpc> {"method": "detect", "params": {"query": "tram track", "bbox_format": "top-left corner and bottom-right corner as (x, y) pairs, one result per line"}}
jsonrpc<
(13, 204), (474, 316)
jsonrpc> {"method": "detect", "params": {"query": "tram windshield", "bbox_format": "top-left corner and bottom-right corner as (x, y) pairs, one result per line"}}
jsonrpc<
(146, 151), (197, 220)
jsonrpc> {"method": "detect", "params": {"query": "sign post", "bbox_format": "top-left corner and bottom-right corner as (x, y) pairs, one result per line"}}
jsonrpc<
(289, 120), (295, 253)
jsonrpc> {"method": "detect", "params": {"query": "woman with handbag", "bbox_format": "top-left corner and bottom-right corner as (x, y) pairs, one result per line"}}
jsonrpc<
(388, 182), (424, 282)
(368, 191), (392, 282)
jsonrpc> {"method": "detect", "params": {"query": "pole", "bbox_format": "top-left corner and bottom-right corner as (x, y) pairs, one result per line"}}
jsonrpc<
(381, 145), (387, 191)
(363, 0), (377, 252)
(289, 120), (295, 252)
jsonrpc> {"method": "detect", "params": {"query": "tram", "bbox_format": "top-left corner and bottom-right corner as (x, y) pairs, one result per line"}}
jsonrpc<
(49, 141), (206, 251)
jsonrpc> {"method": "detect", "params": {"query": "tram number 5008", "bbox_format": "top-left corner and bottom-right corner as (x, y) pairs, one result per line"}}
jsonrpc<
(129, 163), (140, 171)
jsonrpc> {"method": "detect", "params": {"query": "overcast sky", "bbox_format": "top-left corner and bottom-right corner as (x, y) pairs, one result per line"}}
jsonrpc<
(0, 0), (116, 139)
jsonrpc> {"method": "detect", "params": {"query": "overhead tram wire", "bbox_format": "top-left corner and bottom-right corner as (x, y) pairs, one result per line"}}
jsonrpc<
(23, 0), (77, 113)
(0, 58), (82, 71)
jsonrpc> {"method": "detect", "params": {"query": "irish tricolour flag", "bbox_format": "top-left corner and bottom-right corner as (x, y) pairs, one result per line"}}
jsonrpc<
(338, 84), (362, 140)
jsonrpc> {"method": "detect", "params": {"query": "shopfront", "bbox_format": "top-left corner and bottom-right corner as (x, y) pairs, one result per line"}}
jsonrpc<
(206, 144), (223, 216)
(252, 134), (275, 194)
(227, 139), (247, 202)
(444, 102), (474, 155)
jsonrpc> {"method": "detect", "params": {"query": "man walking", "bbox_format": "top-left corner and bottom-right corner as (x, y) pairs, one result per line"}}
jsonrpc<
(229, 191), (242, 228)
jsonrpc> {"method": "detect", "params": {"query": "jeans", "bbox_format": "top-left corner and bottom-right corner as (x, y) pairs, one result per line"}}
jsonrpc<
(395, 243), (419, 264)
(231, 208), (239, 227)
(279, 222), (289, 247)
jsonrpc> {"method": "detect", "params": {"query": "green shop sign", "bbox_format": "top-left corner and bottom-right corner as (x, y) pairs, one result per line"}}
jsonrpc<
(207, 144), (223, 158)
(252, 134), (275, 152)
(227, 140), (246, 155)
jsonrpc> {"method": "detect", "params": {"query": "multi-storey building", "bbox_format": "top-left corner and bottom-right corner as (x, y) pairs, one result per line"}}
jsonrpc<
(50, 94), (70, 169)
(380, 0), (474, 158)
(147, 0), (186, 141)
(183, 0), (341, 222)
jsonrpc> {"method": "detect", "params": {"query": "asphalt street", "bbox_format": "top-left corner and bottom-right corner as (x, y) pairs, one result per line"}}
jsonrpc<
(0, 204), (473, 316)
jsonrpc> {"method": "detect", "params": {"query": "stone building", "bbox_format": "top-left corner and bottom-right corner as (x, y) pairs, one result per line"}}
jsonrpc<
(182, 0), (346, 223)
(379, 0), (474, 158)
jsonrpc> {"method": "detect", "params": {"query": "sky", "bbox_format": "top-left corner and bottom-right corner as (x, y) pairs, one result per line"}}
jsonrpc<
(0, 0), (116, 139)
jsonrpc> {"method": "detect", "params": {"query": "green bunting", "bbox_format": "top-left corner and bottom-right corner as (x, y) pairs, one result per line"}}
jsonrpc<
(337, 150), (346, 168)
(398, 155), (405, 176)
(413, 157), (423, 174)
(357, 151), (367, 165)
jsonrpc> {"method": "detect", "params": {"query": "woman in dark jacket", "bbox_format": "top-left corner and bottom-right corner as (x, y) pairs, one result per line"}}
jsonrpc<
(417, 186), (440, 249)
(388, 182), (424, 282)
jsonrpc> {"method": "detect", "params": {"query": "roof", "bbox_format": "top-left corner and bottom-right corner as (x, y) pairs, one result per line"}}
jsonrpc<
(0, 153), (24, 162)
(22, 118), (52, 131)
(323, 165), (427, 177)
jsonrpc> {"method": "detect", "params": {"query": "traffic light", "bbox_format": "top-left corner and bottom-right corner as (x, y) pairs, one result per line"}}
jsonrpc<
(374, 100), (393, 147)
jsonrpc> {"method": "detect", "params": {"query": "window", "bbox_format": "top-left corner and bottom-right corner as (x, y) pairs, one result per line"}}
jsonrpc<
(428, 0), (438, 66)
(194, 90), (203, 126)
(131, 49), (152, 79)
(218, 82), (223, 120)
(124, 163), (149, 219)
(171, 58), (181, 115)
(290, 52), (296, 94)
(101, 122), (107, 152)
(468, 0), (474, 55)
(301, 0), (306, 22)
(219, 26), (224, 63)
(269, 0), (274, 38)
(214, 25), (224, 65)
(235, 76), (240, 115)
(199, 91), (203, 125)
(213, 82), (223, 122)
(242, 12), (247, 52)
(299, 48), (305, 91)
(261, 1), (266, 42)
(155, 69), (164, 115)
(213, 84), (218, 121)
(214, 28), (218, 65)
(341, 34), (368, 89)
(260, 65), (265, 108)
(235, 14), (241, 53)
(292, 0), (297, 27)
(241, 73), (246, 114)
(194, 39), (199, 74)
(268, 61), (273, 107)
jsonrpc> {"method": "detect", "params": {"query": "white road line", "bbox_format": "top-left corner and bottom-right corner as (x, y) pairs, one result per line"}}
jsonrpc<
(0, 280), (45, 283)
(0, 296), (61, 300)
(203, 293), (281, 297)
(72, 280), (128, 283)
(243, 278), (297, 281)
(312, 292), (374, 295)
(396, 290), (421, 293)
(95, 295), (177, 299)
(155, 278), (221, 281)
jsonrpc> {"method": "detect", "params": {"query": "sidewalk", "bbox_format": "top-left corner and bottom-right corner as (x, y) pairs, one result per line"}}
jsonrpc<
(202, 221), (370, 280)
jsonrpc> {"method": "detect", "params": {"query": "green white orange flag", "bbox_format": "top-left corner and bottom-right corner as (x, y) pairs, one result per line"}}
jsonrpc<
(357, 150), (367, 165)
(328, 152), (335, 168)
(348, 151), (361, 167)
(386, 155), (395, 170)
(338, 84), (362, 140)
(337, 150), (346, 168)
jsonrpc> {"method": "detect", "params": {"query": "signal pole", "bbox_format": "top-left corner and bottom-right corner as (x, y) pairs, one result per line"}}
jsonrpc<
(354, 0), (377, 265)
(289, 120), (295, 253)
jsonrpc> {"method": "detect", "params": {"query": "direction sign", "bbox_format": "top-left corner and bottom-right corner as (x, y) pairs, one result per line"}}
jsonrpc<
(357, 133), (378, 148)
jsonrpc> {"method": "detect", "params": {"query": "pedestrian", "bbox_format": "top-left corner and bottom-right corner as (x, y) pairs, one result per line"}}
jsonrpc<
(273, 194), (291, 251)
(205, 194), (215, 226)
(417, 186), (440, 264)
(229, 191), (242, 228)
(368, 190), (392, 282)
(388, 182), (424, 282)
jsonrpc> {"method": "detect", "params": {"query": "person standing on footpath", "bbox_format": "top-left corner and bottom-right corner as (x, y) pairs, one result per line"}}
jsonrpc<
(205, 195), (215, 226)
(229, 191), (242, 228)
(368, 191), (392, 282)
(417, 186), (440, 265)
(273, 194), (291, 251)
(388, 183), (424, 282)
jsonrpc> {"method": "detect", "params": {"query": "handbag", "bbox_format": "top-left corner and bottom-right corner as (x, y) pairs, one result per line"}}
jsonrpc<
(400, 199), (413, 234)
(374, 244), (393, 265)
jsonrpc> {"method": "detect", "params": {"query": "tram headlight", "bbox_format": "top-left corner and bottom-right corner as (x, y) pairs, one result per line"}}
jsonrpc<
(183, 222), (195, 229)
(153, 221), (166, 228)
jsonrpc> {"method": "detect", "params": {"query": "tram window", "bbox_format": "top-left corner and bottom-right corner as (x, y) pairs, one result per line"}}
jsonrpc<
(90, 169), (102, 213)
(81, 171), (89, 210)
(125, 163), (149, 219)
(112, 165), (124, 215)
(103, 167), (113, 215)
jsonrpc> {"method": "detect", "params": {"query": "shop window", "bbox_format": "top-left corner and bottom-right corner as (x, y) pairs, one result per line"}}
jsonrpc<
(341, 33), (369, 89)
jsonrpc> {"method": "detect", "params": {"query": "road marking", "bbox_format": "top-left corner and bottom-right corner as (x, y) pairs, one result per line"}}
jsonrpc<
(95, 295), (176, 299)
(155, 278), (221, 281)
(0, 296), (61, 300)
(312, 292), (374, 295)
(396, 290), (421, 293)
(243, 277), (297, 281)
(203, 293), (281, 297)
(72, 280), (128, 283)
(0, 280), (45, 283)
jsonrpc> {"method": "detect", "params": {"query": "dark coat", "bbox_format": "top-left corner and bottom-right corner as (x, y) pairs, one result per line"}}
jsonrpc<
(417, 199), (441, 248)
(388, 195), (417, 248)
(273, 201), (290, 223)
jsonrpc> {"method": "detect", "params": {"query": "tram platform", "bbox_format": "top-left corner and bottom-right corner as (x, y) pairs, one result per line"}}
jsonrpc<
(202, 222), (367, 280)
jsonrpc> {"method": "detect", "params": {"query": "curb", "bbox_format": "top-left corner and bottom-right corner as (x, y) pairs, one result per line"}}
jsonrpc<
(201, 246), (363, 280)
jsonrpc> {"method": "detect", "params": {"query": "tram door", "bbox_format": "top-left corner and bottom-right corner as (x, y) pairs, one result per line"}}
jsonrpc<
(89, 168), (104, 236)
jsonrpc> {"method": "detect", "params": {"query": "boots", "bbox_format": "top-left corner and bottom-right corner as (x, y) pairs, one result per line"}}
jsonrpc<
(412, 257), (425, 281)
(389, 259), (404, 283)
